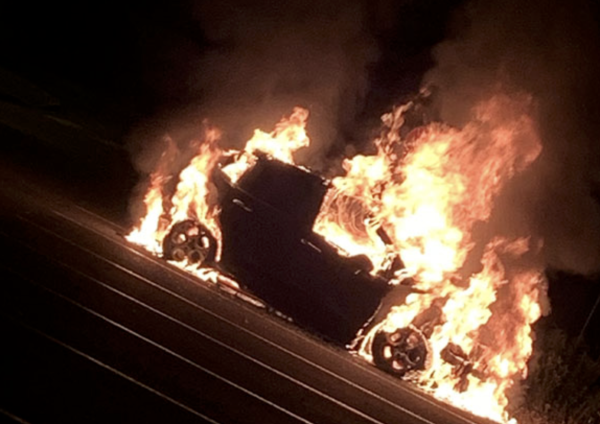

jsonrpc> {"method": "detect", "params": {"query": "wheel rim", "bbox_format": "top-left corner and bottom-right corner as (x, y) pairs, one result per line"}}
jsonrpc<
(163, 220), (217, 266)
(372, 326), (428, 377)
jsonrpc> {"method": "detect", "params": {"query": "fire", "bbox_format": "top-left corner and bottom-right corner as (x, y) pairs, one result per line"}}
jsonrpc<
(126, 128), (223, 255)
(221, 107), (310, 183)
(315, 94), (543, 423)
(126, 109), (310, 264)
(126, 136), (179, 254)
(127, 93), (545, 423)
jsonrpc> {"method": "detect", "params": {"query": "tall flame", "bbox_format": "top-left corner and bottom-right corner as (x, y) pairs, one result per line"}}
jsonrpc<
(127, 95), (545, 423)
(221, 107), (310, 183)
(126, 128), (223, 254)
(126, 136), (179, 254)
(315, 94), (544, 423)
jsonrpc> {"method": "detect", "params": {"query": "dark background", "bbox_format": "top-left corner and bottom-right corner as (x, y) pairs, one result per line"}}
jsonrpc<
(0, 0), (462, 142)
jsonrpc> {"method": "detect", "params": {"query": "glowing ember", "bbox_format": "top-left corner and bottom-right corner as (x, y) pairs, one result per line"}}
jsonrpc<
(127, 94), (545, 423)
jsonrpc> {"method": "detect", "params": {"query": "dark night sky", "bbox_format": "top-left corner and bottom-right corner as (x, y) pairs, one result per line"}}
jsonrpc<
(2, 0), (600, 351)
(0, 1), (463, 136)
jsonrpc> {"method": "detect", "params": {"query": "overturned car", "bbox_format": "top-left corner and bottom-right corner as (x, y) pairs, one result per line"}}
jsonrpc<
(130, 93), (548, 422)
(163, 155), (389, 345)
(159, 152), (433, 378)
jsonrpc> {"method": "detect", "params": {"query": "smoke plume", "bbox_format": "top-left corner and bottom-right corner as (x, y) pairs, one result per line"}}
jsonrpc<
(131, 0), (379, 167)
(424, 0), (600, 273)
(126, 0), (383, 220)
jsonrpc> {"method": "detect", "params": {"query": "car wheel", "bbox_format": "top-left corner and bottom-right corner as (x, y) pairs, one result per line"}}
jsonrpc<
(372, 326), (428, 377)
(163, 219), (217, 266)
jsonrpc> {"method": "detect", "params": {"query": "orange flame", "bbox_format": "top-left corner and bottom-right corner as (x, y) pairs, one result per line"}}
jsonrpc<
(127, 96), (544, 423)
(314, 94), (543, 423)
(126, 136), (179, 254)
(221, 107), (310, 183)
(127, 110), (310, 253)
(169, 128), (223, 242)
(126, 128), (223, 255)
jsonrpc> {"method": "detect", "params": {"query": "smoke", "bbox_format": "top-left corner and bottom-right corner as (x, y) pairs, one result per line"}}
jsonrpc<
(131, 0), (380, 168)
(197, 1), (383, 163)
(126, 0), (384, 221)
(128, 0), (600, 274)
(424, 0), (600, 274)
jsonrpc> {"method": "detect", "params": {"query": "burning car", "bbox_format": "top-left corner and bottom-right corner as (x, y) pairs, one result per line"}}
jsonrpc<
(160, 150), (434, 377)
(128, 97), (547, 423)
(163, 154), (393, 346)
